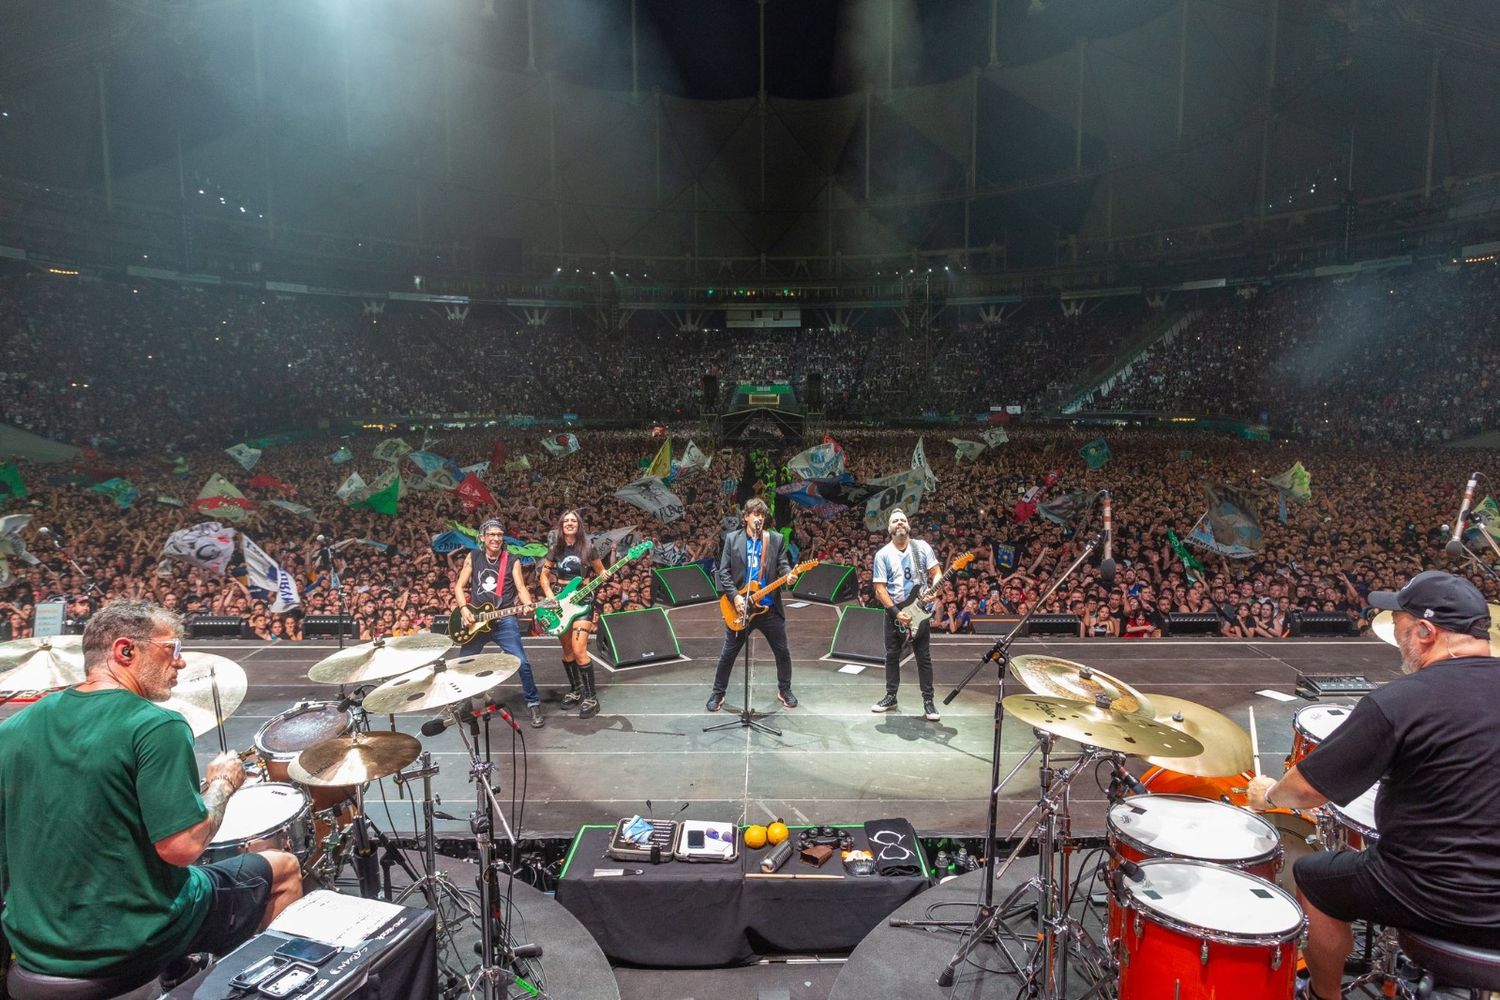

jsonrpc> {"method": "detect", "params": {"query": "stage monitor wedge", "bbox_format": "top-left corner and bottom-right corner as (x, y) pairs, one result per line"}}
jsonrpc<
(828, 605), (888, 664)
(598, 607), (683, 669)
(791, 562), (857, 604)
(652, 564), (718, 607)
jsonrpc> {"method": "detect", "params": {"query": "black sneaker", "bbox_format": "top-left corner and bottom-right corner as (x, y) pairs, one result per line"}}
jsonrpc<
(872, 694), (898, 713)
(923, 700), (941, 721)
(528, 705), (544, 728)
(706, 693), (725, 713)
(579, 697), (599, 720)
(778, 689), (798, 709)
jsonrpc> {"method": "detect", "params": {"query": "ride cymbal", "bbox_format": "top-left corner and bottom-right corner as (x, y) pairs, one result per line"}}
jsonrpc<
(290, 731), (422, 787)
(1010, 654), (1154, 717)
(1002, 694), (1204, 758)
(360, 653), (520, 715)
(307, 633), (454, 685)
(155, 652), (248, 738)
(0, 635), (85, 694)
(1137, 693), (1255, 777)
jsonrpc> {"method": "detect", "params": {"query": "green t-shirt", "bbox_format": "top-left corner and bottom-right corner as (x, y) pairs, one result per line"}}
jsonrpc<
(0, 688), (212, 976)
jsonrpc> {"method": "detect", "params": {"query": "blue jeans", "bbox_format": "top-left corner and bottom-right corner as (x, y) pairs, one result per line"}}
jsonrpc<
(460, 615), (539, 707)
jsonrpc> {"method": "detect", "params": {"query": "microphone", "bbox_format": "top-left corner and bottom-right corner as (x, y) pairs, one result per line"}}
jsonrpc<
(420, 697), (502, 737)
(1099, 491), (1115, 585)
(1447, 473), (1480, 557)
(495, 706), (522, 733)
(1118, 859), (1146, 883)
(507, 943), (544, 960)
(1112, 761), (1146, 796)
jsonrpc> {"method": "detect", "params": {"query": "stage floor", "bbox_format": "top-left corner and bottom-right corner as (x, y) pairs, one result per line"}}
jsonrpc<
(7, 602), (1401, 840)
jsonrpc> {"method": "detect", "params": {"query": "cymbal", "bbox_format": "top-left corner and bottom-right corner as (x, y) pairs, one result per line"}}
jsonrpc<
(360, 653), (521, 715)
(1010, 654), (1154, 717)
(289, 731), (421, 787)
(1137, 693), (1255, 777)
(1372, 606), (1500, 657)
(307, 633), (453, 685)
(0, 635), (85, 694)
(1002, 694), (1204, 758)
(155, 653), (248, 738)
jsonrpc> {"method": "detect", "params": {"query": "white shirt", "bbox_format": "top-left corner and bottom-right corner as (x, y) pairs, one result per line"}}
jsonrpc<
(872, 538), (938, 603)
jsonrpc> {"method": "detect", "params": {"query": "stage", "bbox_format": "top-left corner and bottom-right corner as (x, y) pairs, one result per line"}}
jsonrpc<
(40, 601), (1396, 843)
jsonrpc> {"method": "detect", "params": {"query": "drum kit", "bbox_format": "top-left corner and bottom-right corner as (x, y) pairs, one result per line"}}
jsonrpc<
(0, 631), (534, 999)
(896, 652), (1381, 1000)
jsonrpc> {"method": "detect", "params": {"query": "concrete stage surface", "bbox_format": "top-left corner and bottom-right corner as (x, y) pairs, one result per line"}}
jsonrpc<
(7, 601), (1398, 841)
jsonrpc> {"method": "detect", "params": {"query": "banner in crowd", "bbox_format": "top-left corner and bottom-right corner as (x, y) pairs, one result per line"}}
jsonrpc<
(225, 443), (262, 471)
(247, 473), (293, 494)
(336, 472), (367, 502)
(328, 447), (353, 464)
(162, 521), (238, 575)
(1079, 439), (1111, 470)
(1015, 469), (1061, 523)
(614, 476), (685, 522)
(981, 427), (1010, 448)
(1264, 461), (1312, 503)
(269, 499), (318, 522)
(351, 476), (400, 516)
(456, 474), (497, 513)
(993, 542), (1017, 571)
(864, 468), (927, 532)
(503, 456), (532, 473)
(366, 466), (406, 500)
(541, 433), (580, 458)
(241, 534), (301, 613)
(0, 514), (39, 588)
(911, 438), (938, 489)
(1184, 514), (1258, 559)
(461, 462), (489, 476)
(1167, 529), (1206, 582)
(587, 524), (639, 558)
(90, 477), (139, 510)
(786, 439), (844, 480)
(1467, 496), (1500, 546)
(0, 462), (27, 500)
(645, 439), (673, 480)
(1204, 482), (1265, 552)
(193, 474), (254, 522)
(490, 439), (509, 467)
(431, 530), (478, 554)
(652, 541), (691, 566)
(407, 451), (447, 476)
(677, 440), (712, 476)
(949, 439), (987, 463)
(164, 455), (190, 477)
(332, 537), (402, 556)
(414, 468), (461, 492)
(1037, 490), (1095, 528)
(156, 496), (185, 507)
(373, 438), (412, 463)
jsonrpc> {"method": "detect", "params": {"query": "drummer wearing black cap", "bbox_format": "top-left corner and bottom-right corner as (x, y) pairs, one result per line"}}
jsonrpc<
(1248, 570), (1500, 1000)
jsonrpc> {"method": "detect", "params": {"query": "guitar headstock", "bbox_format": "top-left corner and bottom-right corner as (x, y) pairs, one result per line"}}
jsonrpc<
(626, 540), (655, 560)
(951, 551), (976, 572)
(792, 559), (820, 576)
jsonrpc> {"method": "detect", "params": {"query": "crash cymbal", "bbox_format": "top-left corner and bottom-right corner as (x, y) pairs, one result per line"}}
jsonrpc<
(289, 731), (421, 787)
(1137, 693), (1255, 778)
(0, 635), (85, 694)
(1002, 694), (1204, 758)
(360, 653), (521, 715)
(307, 633), (454, 685)
(1010, 654), (1154, 717)
(1372, 605), (1500, 657)
(155, 653), (248, 738)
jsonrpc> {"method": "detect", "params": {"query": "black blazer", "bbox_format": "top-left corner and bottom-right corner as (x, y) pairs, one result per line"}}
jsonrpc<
(716, 528), (792, 616)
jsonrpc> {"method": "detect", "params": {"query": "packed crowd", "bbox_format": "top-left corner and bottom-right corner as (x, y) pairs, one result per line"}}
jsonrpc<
(1, 425), (1491, 646)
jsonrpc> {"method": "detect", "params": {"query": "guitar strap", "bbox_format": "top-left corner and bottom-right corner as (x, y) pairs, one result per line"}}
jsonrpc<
(904, 543), (920, 602)
(496, 548), (510, 607)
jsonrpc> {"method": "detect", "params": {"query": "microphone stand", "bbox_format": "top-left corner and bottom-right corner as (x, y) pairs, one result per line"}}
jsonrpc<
(321, 536), (352, 703)
(911, 530), (1107, 993)
(1454, 512), (1500, 583)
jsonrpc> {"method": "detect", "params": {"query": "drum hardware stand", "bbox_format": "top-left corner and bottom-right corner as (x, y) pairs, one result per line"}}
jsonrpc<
(703, 629), (780, 737)
(1341, 925), (1418, 999)
(392, 752), (477, 918)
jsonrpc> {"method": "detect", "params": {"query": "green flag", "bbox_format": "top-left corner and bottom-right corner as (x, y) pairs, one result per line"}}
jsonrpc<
(1167, 529), (1206, 582)
(0, 462), (26, 500)
(351, 477), (400, 516)
(1265, 461), (1312, 503)
(1079, 438), (1111, 470)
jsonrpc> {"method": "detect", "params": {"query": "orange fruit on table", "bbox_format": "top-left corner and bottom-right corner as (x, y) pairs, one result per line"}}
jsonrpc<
(744, 825), (768, 849)
(767, 821), (790, 845)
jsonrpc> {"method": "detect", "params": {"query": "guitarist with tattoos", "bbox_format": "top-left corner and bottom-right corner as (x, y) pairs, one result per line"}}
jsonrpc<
(453, 517), (546, 727)
(706, 498), (802, 713)
(871, 509), (944, 721)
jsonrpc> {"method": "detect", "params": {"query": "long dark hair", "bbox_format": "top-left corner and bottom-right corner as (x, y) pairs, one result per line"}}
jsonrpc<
(547, 509), (596, 565)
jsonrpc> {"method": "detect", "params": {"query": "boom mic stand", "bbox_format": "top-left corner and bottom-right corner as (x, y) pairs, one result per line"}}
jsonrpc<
(903, 530), (1109, 995)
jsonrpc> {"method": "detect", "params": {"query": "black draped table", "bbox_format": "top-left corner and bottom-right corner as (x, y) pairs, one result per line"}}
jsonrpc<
(555, 824), (931, 967)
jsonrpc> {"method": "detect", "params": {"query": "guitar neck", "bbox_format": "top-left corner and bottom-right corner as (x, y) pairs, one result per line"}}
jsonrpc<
(573, 554), (635, 602)
(479, 604), (528, 622)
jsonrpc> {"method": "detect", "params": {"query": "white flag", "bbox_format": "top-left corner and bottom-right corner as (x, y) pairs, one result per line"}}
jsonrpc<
(336, 472), (367, 502)
(226, 443), (262, 471)
(0, 514), (40, 588)
(652, 541), (690, 565)
(162, 522), (238, 575)
(911, 438), (938, 489)
(541, 433), (580, 458)
(241, 534), (301, 612)
(679, 440), (712, 474)
(587, 524), (639, 558)
(613, 476), (685, 522)
(950, 439), (987, 462)
(864, 468), (927, 532)
(373, 438), (412, 463)
(981, 427), (1010, 448)
(786, 441), (844, 480)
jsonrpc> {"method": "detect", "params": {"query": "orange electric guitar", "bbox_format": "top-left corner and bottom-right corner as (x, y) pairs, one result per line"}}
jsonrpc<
(719, 560), (821, 632)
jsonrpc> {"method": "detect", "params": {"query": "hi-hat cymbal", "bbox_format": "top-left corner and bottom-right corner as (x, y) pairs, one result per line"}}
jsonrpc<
(152, 652), (249, 738)
(307, 633), (454, 685)
(290, 731), (422, 787)
(1137, 693), (1254, 777)
(1373, 605), (1500, 657)
(360, 653), (521, 715)
(0, 635), (85, 694)
(1003, 694), (1204, 758)
(1010, 654), (1154, 717)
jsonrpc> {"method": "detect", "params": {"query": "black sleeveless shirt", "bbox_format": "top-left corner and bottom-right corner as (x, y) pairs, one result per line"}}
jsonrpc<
(468, 550), (515, 609)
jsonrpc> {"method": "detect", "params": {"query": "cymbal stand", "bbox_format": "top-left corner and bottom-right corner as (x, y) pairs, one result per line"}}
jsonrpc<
(392, 751), (476, 917)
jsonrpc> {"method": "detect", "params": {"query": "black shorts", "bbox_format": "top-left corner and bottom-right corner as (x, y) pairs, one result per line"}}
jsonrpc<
(180, 854), (274, 958)
(1294, 850), (1497, 947)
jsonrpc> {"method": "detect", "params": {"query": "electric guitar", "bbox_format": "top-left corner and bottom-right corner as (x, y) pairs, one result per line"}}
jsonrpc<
(895, 551), (976, 639)
(534, 541), (656, 636)
(449, 598), (558, 646)
(719, 560), (821, 632)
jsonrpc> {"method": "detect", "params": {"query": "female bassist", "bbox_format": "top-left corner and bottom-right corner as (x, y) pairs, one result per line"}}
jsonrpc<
(541, 510), (608, 719)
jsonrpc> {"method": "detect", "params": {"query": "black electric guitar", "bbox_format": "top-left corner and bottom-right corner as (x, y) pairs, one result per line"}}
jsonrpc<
(449, 598), (558, 646)
(895, 551), (976, 639)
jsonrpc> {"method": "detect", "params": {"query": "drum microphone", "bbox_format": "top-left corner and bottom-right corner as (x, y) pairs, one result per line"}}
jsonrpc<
(1099, 491), (1115, 585)
(1111, 762), (1147, 796)
(1446, 472), (1480, 557)
(421, 697), (504, 736)
(1118, 859), (1146, 883)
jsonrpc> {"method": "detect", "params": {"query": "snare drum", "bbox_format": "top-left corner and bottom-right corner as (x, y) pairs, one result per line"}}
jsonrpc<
(1288, 704), (1355, 769)
(200, 782), (314, 867)
(254, 702), (359, 811)
(1322, 782), (1381, 852)
(1115, 859), (1305, 1000)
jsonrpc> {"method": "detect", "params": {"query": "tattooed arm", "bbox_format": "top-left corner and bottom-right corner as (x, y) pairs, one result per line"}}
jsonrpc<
(154, 751), (246, 866)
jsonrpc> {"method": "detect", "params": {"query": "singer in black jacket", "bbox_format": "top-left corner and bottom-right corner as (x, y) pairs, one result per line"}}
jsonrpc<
(706, 498), (799, 712)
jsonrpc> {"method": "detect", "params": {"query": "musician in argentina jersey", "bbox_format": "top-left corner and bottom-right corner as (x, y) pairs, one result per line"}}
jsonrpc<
(452, 517), (545, 727)
(540, 510), (608, 721)
(870, 508), (943, 722)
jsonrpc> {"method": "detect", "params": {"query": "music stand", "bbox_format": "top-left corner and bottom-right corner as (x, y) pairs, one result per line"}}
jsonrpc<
(703, 630), (781, 737)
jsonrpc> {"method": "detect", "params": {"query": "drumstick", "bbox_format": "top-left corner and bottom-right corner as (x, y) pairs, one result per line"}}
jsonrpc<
(1247, 705), (1263, 776)
(210, 665), (228, 754)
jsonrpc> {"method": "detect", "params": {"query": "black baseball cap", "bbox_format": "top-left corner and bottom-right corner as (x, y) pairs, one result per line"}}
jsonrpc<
(1368, 570), (1491, 638)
